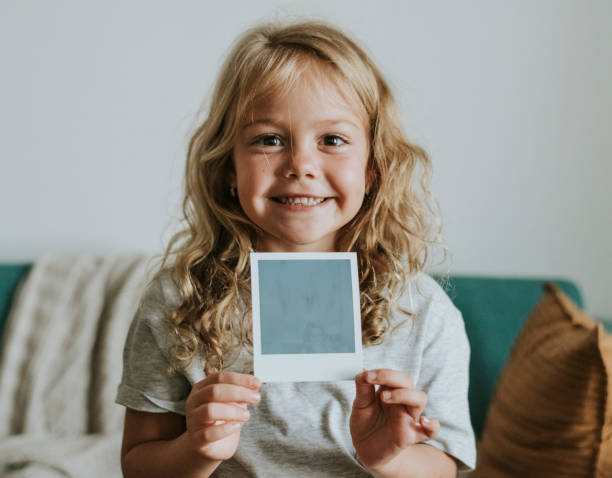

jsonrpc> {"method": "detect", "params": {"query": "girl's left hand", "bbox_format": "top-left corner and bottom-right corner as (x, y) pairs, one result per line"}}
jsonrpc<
(349, 369), (440, 471)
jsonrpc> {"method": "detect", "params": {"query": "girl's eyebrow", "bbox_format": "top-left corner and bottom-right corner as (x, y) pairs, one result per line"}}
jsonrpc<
(242, 118), (361, 130)
(242, 118), (281, 129)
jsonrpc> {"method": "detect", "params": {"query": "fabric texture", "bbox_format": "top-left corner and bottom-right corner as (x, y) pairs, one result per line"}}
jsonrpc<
(116, 268), (477, 476)
(0, 253), (154, 477)
(474, 283), (612, 477)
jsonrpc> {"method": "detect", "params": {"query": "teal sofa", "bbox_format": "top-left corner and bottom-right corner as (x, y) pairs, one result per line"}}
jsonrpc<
(0, 263), (610, 440)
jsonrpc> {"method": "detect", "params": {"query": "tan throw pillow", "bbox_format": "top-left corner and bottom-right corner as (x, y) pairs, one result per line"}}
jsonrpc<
(475, 283), (612, 477)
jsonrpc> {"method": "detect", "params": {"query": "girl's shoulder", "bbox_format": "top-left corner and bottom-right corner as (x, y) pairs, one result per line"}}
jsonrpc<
(392, 272), (465, 340)
(398, 272), (458, 316)
(139, 267), (183, 314)
(132, 267), (184, 342)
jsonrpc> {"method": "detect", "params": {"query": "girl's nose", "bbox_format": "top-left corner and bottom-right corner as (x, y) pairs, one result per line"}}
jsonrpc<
(280, 143), (317, 179)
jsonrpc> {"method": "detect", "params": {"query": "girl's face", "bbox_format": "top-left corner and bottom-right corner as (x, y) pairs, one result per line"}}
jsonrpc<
(232, 69), (370, 252)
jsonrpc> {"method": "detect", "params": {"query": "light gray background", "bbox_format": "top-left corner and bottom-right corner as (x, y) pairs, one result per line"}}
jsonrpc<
(1, 1), (610, 318)
(258, 259), (355, 354)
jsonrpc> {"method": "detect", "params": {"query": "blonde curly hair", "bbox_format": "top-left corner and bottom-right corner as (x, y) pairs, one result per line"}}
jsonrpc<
(154, 19), (446, 375)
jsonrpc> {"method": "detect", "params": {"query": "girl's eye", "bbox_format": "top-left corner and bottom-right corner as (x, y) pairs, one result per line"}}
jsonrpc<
(253, 135), (282, 147)
(251, 134), (347, 147)
(323, 135), (347, 147)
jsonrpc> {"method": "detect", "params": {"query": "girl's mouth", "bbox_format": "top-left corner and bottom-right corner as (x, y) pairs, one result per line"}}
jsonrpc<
(271, 197), (328, 206)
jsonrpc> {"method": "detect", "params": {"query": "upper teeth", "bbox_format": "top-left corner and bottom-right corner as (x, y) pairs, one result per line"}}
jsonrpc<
(278, 197), (325, 206)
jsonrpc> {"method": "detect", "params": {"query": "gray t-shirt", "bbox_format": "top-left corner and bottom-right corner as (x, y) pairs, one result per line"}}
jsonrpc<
(115, 270), (476, 476)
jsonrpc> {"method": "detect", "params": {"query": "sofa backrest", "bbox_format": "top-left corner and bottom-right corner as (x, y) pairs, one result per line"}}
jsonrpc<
(1, 265), (607, 440)
(0, 264), (31, 345)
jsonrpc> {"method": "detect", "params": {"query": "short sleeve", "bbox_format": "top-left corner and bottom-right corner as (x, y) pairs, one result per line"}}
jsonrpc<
(417, 295), (477, 471)
(115, 272), (191, 415)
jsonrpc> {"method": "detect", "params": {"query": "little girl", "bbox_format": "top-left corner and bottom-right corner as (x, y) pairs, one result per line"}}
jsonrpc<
(116, 19), (476, 477)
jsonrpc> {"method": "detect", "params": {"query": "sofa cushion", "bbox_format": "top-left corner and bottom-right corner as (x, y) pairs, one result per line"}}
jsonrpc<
(474, 283), (612, 477)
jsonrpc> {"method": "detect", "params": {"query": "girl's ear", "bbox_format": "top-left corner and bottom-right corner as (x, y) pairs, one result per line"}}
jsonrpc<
(228, 160), (237, 188)
(365, 168), (376, 195)
(229, 171), (237, 198)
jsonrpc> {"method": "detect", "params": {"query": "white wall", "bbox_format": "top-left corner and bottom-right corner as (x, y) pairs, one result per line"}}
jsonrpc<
(1, 0), (610, 318)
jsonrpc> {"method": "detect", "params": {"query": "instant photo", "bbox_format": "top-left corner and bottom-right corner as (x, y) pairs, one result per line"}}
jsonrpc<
(250, 252), (363, 382)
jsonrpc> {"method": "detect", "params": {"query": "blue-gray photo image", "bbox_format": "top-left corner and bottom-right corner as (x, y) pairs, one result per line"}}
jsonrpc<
(258, 259), (355, 354)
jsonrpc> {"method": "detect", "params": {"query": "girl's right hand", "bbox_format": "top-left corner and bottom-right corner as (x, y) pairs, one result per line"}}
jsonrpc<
(184, 371), (262, 462)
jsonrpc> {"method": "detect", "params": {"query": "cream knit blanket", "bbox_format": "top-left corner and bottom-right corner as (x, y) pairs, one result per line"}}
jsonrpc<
(0, 253), (156, 477)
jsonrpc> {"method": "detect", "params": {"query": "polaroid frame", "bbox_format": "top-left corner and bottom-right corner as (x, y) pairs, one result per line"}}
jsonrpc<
(250, 252), (363, 382)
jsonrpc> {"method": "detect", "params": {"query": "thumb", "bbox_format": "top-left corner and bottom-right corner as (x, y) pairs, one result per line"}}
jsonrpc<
(353, 370), (376, 410)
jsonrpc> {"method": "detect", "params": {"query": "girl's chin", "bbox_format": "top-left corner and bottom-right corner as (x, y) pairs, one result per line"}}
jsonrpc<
(256, 233), (337, 253)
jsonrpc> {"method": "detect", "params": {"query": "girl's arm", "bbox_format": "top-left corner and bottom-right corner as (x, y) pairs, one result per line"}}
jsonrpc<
(121, 372), (262, 478)
(121, 409), (222, 478)
(367, 443), (457, 478)
(350, 369), (457, 478)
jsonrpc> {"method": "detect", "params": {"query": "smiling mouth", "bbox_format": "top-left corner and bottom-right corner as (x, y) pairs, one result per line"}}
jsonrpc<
(272, 197), (328, 206)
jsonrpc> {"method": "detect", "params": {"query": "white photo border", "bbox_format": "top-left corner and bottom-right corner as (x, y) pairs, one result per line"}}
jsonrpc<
(250, 252), (363, 382)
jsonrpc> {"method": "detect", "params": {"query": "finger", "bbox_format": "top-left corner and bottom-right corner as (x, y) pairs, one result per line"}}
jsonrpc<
(418, 416), (440, 441)
(380, 388), (427, 422)
(193, 402), (251, 425)
(199, 421), (243, 444)
(193, 383), (261, 406)
(381, 388), (427, 409)
(353, 370), (376, 409)
(363, 369), (414, 389)
(395, 415), (440, 446)
(194, 372), (262, 391)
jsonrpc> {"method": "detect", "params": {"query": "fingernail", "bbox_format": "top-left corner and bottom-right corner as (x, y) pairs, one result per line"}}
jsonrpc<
(421, 416), (430, 425)
(230, 422), (241, 429)
(365, 371), (375, 382)
(250, 392), (261, 402)
(382, 391), (391, 401)
(242, 410), (250, 419)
